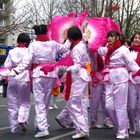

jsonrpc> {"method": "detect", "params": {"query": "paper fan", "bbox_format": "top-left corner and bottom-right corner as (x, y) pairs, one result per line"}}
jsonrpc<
(86, 17), (121, 50)
(47, 12), (76, 43)
(85, 18), (107, 50)
(0, 67), (10, 76)
(91, 17), (121, 33)
(103, 17), (121, 33)
(74, 10), (89, 27)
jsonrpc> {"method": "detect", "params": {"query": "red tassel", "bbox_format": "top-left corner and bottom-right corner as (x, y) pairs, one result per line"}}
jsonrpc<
(64, 71), (72, 100)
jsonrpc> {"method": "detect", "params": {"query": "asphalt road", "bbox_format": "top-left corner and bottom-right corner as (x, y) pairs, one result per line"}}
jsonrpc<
(0, 94), (140, 140)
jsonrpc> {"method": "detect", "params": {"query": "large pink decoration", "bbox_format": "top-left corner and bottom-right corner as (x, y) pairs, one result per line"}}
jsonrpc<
(47, 10), (89, 43)
(85, 17), (121, 51)
(41, 12), (121, 75)
(47, 12), (76, 43)
(85, 17), (107, 50)
(0, 67), (10, 76)
(102, 17), (121, 33)
(74, 10), (89, 27)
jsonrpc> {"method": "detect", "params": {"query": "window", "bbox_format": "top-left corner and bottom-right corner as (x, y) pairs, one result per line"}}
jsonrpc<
(0, 2), (4, 10)
(0, 2), (3, 10)
(0, 19), (4, 26)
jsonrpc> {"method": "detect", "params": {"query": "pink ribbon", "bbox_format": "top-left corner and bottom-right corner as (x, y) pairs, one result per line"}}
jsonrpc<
(102, 68), (110, 82)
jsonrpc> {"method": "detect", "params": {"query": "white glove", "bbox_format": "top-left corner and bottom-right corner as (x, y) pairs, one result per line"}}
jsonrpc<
(66, 67), (71, 72)
(8, 69), (17, 77)
(58, 67), (67, 78)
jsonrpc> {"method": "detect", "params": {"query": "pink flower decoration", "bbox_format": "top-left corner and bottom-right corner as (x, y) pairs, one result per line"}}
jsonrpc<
(85, 17), (106, 50)
(74, 10), (89, 27)
(47, 12), (76, 43)
(86, 17), (121, 50)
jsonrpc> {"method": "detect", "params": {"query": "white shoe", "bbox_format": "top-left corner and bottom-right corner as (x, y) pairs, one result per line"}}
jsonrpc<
(126, 134), (129, 138)
(116, 134), (129, 139)
(49, 106), (54, 110)
(129, 130), (136, 135)
(104, 123), (114, 128)
(72, 131), (88, 139)
(53, 104), (58, 109)
(11, 128), (19, 133)
(34, 129), (49, 138)
(91, 123), (103, 129)
(19, 122), (27, 132)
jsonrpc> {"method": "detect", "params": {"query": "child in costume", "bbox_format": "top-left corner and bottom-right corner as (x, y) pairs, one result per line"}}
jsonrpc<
(49, 53), (63, 109)
(89, 51), (113, 129)
(91, 30), (140, 139)
(127, 32), (140, 135)
(49, 78), (61, 109)
(4, 33), (31, 133)
(9, 24), (71, 138)
(56, 26), (91, 139)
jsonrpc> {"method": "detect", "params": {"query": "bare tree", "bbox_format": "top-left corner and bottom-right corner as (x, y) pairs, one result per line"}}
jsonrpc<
(120, 0), (140, 38)
(61, 0), (140, 38)
(0, 0), (36, 37)
(22, 0), (66, 25)
(1, 0), (139, 40)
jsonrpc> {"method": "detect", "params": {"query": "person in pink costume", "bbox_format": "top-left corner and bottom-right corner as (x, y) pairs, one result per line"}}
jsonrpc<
(9, 24), (72, 138)
(55, 52), (74, 128)
(127, 32), (140, 135)
(90, 30), (140, 139)
(89, 51), (113, 129)
(4, 33), (31, 133)
(49, 78), (61, 109)
(56, 26), (91, 139)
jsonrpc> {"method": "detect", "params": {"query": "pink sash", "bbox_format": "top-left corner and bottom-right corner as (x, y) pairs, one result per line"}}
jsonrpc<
(102, 66), (125, 82)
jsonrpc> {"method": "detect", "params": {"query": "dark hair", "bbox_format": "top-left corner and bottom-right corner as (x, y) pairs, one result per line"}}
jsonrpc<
(129, 32), (140, 51)
(125, 39), (131, 46)
(107, 30), (125, 45)
(17, 33), (31, 44)
(67, 26), (82, 41)
(107, 30), (120, 38)
(130, 32), (140, 44)
(33, 24), (48, 35)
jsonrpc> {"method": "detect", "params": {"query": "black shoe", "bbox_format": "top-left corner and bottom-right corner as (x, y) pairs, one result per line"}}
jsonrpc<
(19, 122), (27, 132)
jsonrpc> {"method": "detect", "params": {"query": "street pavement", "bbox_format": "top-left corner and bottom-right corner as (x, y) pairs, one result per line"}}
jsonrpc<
(0, 94), (140, 140)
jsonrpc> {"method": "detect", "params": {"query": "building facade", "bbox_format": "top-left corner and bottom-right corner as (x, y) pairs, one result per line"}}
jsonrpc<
(0, 0), (13, 45)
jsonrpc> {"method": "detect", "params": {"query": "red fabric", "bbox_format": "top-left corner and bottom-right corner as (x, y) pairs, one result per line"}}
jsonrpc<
(40, 63), (55, 75)
(97, 53), (104, 71)
(64, 39), (82, 100)
(40, 54), (74, 75)
(131, 45), (140, 67)
(65, 71), (72, 100)
(36, 34), (49, 42)
(131, 45), (140, 52)
(17, 42), (28, 48)
(89, 47), (98, 54)
(70, 39), (82, 50)
(90, 70), (100, 86)
(105, 40), (122, 65)
(136, 53), (140, 67)
(132, 69), (140, 78)
(13, 69), (19, 75)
